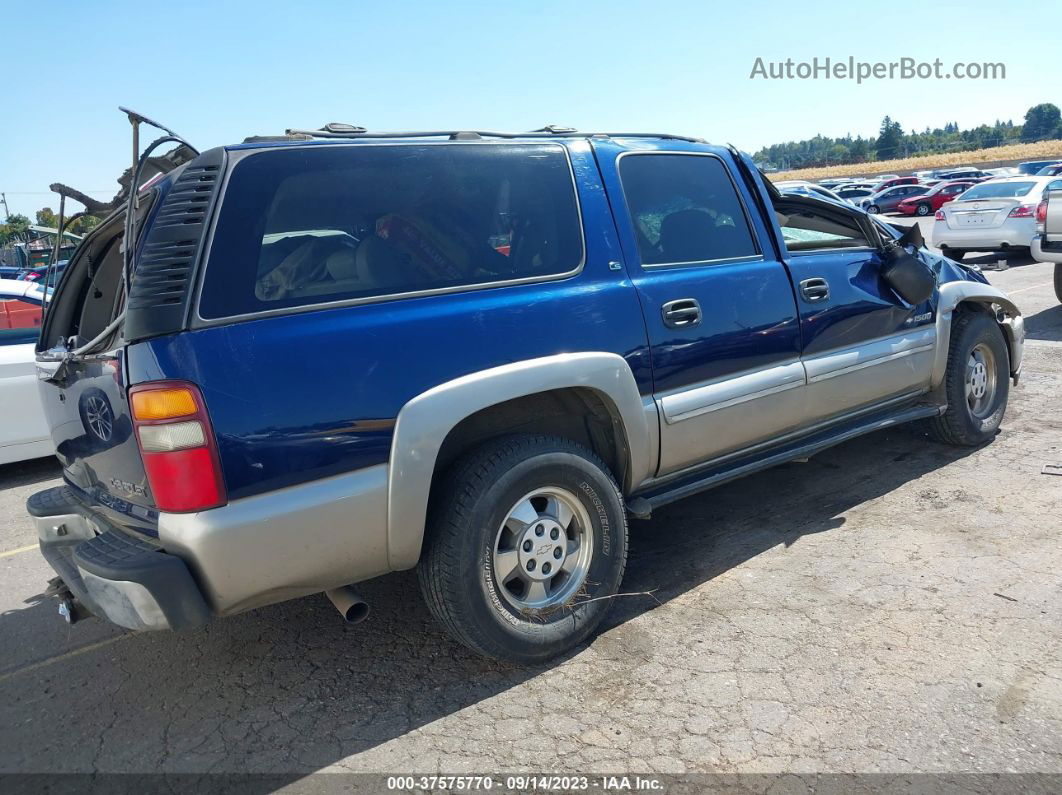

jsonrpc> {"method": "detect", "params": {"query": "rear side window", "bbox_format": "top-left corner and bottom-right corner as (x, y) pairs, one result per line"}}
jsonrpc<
(619, 154), (758, 266)
(198, 144), (583, 319)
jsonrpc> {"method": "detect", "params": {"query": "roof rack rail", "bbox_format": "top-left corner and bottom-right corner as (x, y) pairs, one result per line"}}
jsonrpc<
(280, 127), (706, 143)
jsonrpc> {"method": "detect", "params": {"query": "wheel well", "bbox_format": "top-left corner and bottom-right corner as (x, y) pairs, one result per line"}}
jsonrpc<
(432, 388), (630, 492)
(954, 299), (1013, 367)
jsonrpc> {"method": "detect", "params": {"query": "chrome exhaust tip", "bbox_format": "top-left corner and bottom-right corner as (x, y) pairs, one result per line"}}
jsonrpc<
(325, 586), (370, 624)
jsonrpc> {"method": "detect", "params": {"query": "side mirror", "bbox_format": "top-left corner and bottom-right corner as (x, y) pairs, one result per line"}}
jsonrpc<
(880, 226), (935, 305)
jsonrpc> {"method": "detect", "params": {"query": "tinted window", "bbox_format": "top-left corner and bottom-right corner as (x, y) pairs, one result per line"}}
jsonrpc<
(619, 154), (758, 266)
(199, 144), (583, 318)
(960, 182), (1036, 200)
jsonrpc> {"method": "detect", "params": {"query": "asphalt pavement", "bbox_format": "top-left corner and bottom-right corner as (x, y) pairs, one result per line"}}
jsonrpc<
(1, 239), (1060, 778)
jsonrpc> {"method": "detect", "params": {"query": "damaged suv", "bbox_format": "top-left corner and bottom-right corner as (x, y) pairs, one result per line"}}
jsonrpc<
(30, 119), (1024, 663)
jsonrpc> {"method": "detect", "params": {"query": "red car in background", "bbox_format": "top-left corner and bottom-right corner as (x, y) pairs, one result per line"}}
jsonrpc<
(896, 181), (976, 217)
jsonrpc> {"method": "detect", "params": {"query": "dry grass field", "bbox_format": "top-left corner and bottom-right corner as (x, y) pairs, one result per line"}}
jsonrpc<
(769, 138), (1062, 181)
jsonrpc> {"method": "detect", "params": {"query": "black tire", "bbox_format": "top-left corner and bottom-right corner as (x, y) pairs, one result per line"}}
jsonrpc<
(418, 434), (628, 664)
(942, 247), (967, 261)
(1055, 263), (1062, 303)
(867, 204), (881, 214)
(927, 311), (1010, 446)
(915, 202), (932, 216)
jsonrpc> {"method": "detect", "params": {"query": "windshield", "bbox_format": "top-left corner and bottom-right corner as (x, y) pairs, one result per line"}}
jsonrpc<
(959, 182), (1035, 200)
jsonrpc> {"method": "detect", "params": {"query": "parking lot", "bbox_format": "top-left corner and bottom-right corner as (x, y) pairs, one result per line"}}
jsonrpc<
(1, 233), (1060, 777)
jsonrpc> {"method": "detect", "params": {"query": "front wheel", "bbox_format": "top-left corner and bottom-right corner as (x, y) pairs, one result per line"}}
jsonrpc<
(927, 311), (1010, 446)
(1054, 263), (1062, 303)
(418, 434), (628, 664)
(915, 202), (932, 216)
(867, 204), (881, 214)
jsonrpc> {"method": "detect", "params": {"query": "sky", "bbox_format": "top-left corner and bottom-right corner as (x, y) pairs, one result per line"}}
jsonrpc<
(1, 0), (1055, 218)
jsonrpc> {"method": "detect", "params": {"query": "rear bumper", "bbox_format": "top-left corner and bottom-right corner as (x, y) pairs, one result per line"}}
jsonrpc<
(1031, 234), (1062, 264)
(932, 219), (1036, 250)
(29, 486), (210, 631)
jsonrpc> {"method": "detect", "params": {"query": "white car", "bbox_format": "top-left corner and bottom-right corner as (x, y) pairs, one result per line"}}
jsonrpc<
(932, 176), (1062, 259)
(0, 279), (53, 464)
(777, 183), (848, 204)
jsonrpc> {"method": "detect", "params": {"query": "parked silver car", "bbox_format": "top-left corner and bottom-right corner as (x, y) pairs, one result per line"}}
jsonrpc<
(860, 184), (930, 215)
(932, 176), (1062, 259)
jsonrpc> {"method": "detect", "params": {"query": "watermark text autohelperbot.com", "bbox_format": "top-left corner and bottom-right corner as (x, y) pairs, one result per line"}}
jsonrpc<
(750, 57), (1005, 83)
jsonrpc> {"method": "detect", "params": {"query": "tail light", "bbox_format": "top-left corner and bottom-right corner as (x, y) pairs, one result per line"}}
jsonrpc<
(129, 381), (226, 513)
(1036, 200), (1048, 224)
(934, 210), (946, 220)
(1008, 204), (1035, 218)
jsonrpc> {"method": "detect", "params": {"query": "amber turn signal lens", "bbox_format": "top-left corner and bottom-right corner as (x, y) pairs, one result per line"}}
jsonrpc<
(131, 387), (198, 421)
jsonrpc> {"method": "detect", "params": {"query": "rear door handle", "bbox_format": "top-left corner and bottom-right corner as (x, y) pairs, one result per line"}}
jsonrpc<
(799, 277), (830, 303)
(661, 298), (702, 328)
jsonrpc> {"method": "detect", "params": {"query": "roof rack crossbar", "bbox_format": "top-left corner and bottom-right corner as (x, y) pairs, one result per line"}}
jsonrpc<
(281, 128), (705, 143)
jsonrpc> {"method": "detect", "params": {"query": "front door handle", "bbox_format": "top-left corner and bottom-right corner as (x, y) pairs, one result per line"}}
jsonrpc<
(799, 277), (830, 302)
(661, 298), (702, 329)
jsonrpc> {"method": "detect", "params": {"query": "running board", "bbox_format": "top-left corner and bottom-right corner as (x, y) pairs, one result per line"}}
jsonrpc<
(628, 402), (944, 518)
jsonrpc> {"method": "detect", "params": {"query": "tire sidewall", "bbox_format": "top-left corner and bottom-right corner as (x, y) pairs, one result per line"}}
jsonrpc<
(951, 315), (1009, 440)
(456, 448), (626, 656)
(916, 203), (931, 216)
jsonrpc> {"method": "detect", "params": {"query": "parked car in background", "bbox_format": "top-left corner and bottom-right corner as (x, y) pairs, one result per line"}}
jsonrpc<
(1035, 164), (1062, 176)
(835, 187), (875, 202)
(1031, 188), (1062, 301)
(1018, 160), (1062, 175)
(875, 176), (920, 191)
(19, 260), (68, 288)
(936, 168), (991, 181)
(0, 279), (53, 464)
(861, 184), (930, 214)
(777, 182), (847, 204)
(896, 181), (976, 217)
(27, 127), (1023, 663)
(932, 176), (1062, 259)
(868, 174), (899, 183)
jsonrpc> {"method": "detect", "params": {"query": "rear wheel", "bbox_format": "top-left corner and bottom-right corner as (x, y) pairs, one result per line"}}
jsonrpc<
(1055, 263), (1062, 303)
(927, 311), (1009, 446)
(915, 202), (932, 216)
(867, 204), (881, 214)
(418, 434), (628, 664)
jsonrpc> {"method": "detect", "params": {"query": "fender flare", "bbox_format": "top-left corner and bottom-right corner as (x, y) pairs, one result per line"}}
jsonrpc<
(385, 352), (653, 570)
(932, 281), (1023, 387)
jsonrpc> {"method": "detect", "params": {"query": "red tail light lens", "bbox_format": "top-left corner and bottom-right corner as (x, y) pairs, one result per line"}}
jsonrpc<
(1008, 204), (1035, 218)
(934, 210), (946, 220)
(1036, 200), (1049, 224)
(129, 381), (226, 513)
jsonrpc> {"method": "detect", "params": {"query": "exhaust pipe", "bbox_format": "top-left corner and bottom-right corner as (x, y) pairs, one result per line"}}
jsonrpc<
(325, 586), (370, 624)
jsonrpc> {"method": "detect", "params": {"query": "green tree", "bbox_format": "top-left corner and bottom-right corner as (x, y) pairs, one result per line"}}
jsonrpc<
(0, 214), (31, 244)
(36, 207), (57, 228)
(69, 215), (100, 235)
(875, 116), (904, 160)
(1022, 103), (1062, 141)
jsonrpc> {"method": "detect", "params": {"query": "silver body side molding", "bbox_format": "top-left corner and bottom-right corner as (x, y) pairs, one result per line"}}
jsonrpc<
(932, 282), (1023, 386)
(659, 361), (805, 424)
(159, 464), (390, 615)
(386, 352), (653, 570)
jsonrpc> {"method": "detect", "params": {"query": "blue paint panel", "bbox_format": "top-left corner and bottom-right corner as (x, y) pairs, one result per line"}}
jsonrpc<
(127, 142), (651, 500)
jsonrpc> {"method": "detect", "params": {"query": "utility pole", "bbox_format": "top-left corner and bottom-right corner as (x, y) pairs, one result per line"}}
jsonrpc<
(0, 192), (9, 220)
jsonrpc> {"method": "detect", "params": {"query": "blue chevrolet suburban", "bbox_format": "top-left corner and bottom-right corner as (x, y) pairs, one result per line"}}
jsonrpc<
(29, 126), (1024, 663)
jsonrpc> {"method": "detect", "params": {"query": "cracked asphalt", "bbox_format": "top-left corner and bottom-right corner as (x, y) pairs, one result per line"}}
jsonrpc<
(1, 247), (1060, 777)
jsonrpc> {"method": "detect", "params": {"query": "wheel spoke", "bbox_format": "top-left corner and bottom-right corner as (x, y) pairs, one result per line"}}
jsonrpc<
(506, 499), (540, 531)
(526, 580), (548, 603)
(547, 495), (574, 529)
(560, 539), (580, 573)
(494, 550), (520, 582)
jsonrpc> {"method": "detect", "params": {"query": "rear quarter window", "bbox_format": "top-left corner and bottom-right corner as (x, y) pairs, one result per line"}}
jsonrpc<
(197, 143), (584, 319)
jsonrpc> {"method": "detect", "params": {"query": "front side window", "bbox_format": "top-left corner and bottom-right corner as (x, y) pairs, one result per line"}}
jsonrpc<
(776, 204), (872, 252)
(199, 144), (583, 318)
(618, 154), (758, 266)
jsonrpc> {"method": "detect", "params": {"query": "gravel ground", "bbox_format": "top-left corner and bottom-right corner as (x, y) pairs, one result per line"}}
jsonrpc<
(0, 250), (1059, 780)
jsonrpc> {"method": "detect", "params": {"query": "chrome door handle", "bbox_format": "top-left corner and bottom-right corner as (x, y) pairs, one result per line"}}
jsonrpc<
(799, 277), (830, 302)
(661, 298), (702, 328)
